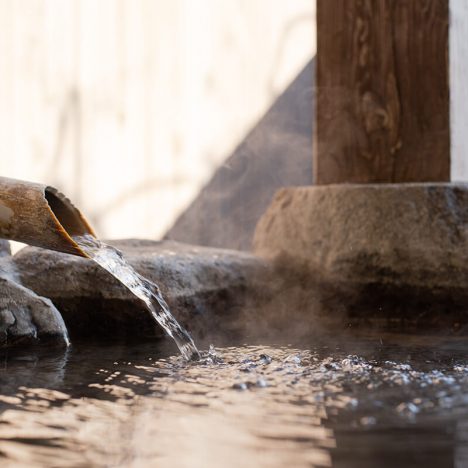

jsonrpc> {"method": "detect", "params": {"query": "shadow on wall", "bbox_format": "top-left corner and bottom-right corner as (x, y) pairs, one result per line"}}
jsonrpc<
(165, 59), (314, 251)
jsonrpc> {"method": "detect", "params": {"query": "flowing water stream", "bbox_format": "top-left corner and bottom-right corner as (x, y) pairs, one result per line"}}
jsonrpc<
(73, 235), (200, 361)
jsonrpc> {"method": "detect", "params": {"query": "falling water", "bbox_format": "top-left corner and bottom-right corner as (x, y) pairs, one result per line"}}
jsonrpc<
(73, 235), (200, 361)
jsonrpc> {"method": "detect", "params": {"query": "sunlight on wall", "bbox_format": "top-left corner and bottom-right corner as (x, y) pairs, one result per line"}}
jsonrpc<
(0, 0), (315, 240)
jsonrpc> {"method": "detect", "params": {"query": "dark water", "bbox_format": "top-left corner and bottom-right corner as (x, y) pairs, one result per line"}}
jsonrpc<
(0, 333), (467, 467)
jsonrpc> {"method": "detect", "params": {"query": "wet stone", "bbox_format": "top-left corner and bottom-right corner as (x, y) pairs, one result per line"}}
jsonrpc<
(13, 240), (270, 342)
(254, 183), (468, 328)
(0, 257), (69, 347)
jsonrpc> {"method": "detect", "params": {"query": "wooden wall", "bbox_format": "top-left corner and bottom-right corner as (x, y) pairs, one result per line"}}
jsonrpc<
(450, 0), (468, 181)
(0, 0), (315, 239)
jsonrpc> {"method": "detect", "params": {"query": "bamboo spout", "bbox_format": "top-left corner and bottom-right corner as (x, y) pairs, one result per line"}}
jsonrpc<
(0, 177), (96, 257)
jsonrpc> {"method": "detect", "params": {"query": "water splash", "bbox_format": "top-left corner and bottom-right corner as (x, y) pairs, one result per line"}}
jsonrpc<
(73, 235), (200, 361)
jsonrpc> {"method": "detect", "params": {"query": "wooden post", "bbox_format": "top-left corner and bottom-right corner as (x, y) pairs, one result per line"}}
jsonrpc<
(314, 0), (449, 184)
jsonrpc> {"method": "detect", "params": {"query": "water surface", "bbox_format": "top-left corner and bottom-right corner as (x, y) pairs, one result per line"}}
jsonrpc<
(1, 333), (467, 467)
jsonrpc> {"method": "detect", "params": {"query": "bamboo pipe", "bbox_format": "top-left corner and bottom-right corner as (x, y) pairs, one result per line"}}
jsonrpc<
(0, 177), (96, 257)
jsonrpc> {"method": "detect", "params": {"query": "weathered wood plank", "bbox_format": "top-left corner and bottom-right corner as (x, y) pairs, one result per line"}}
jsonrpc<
(315, 0), (449, 184)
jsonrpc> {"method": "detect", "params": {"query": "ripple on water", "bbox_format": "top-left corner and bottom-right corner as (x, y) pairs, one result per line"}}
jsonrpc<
(0, 341), (468, 467)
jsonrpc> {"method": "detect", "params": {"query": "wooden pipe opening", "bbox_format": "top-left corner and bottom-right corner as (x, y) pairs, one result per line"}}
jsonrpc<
(0, 177), (95, 256)
(44, 187), (95, 238)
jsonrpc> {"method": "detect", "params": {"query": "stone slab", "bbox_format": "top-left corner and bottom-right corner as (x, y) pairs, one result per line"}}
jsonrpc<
(13, 240), (270, 342)
(254, 184), (468, 328)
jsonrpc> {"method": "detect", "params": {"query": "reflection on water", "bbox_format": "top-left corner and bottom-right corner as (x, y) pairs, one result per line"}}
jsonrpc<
(0, 334), (468, 467)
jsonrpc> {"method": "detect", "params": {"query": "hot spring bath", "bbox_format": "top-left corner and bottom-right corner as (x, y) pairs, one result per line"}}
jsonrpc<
(1, 333), (468, 467)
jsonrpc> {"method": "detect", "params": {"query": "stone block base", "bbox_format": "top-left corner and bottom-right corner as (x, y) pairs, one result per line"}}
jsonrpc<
(254, 184), (468, 329)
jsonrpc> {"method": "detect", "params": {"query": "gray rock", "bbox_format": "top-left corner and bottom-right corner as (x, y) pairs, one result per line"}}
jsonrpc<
(254, 184), (468, 329)
(13, 239), (270, 342)
(0, 257), (69, 347)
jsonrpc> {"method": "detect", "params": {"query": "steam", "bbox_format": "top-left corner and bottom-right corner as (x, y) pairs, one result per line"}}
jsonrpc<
(166, 59), (314, 252)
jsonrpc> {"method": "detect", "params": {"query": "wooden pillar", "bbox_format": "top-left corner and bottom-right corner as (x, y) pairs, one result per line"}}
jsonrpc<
(314, 0), (449, 185)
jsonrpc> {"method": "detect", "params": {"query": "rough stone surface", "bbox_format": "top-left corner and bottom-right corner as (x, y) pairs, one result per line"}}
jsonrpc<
(166, 60), (313, 251)
(0, 256), (69, 347)
(254, 184), (468, 328)
(13, 240), (270, 342)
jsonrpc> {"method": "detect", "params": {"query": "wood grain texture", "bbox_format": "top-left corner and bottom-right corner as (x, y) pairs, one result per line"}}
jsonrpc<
(315, 0), (449, 184)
